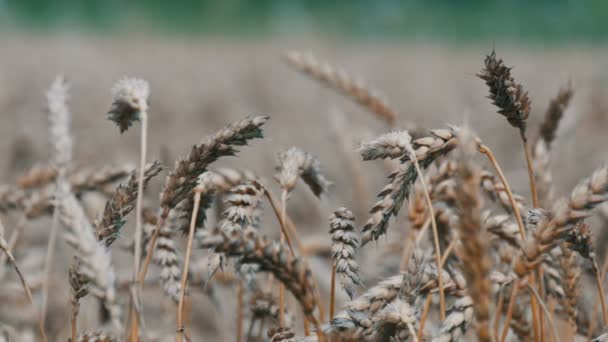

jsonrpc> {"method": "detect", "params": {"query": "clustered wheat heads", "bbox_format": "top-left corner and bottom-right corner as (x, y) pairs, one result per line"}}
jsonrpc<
(4, 47), (608, 342)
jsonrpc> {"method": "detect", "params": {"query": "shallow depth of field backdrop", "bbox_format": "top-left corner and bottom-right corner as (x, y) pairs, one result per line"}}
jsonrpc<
(1, 1), (608, 341)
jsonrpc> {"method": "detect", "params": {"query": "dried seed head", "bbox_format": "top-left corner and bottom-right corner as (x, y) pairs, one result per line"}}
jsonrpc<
(160, 116), (267, 212)
(358, 131), (412, 161)
(329, 207), (361, 298)
(46, 75), (72, 168)
(77, 331), (116, 342)
(107, 77), (150, 133)
(478, 50), (531, 134)
(433, 296), (474, 342)
(275, 147), (331, 197)
(285, 51), (397, 126)
(361, 127), (457, 246)
(69, 257), (90, 301)
(95, 161), (163, 246)
(539, 83), (573, 148)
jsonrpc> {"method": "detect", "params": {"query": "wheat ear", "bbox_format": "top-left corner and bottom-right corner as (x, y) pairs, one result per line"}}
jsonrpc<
(285, 51), (397, 126)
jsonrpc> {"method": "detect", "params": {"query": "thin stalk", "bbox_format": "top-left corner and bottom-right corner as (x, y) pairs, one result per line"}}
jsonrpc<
(236, 281), (244, 342)
(400, 218), (430, 272)
(417, 295), (432, 340)
(478, 143), (541, 341)
(440, 239), (456, 267)
(593, 261), (608, 326)
(176, 191), (202, 342)
(329, 263), (336, 319)
(500, 282), (520, 342)
(138, 208), (169, 284)
(0, 226), (47, 342)
(130, 110), (148, 339)
(41, 193), (60, 332)
(279, 190), (288, 327)
(303, 317), (310, 336)
(70, 299), (78, 342)
(521, 134), (539, 208)
(538, 268), (546, 342)
(526, 283), (560, 342)
(494, 288), (505, 340)
(407, 149), (445, 320)
(263, 188), (296, 255)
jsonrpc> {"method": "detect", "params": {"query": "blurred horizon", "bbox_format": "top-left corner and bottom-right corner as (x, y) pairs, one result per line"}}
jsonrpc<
(1, 0), (607, 44)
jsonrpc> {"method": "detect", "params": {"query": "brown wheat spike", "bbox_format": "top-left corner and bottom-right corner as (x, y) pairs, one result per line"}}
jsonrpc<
(477, 50), (531, 135)
(432, 296), (474, 342)
(479, 169), (526, 215)
(160, 116), (268, 212)
(453, 128), (492, 342)
(371, 298), (419, 341)
(69, 257), (89, 342)
(197, 226), (318, 324)
(509, 296), (533, 342)
(539, 83), (573, 149)
(514, 163), (608, 278)
(360, 127), (458, 245)
(77, 331), (116, 342)
(559, 244), (581, 335)
(0, 185), (25, 212)
(140, 116), (268, 284)
(250, 289), (294, 328)
(285, 51), (397, 126)
(16, 163), (58, 189)
(95, 161), (163, 247)
(276, 147), (331, 197)
(329, 207), (361, 299)
(58, 191), (121, 330)
(69, 165), (133, 194)
(329, 265), (465, 338)
(174, 168), (258, 235)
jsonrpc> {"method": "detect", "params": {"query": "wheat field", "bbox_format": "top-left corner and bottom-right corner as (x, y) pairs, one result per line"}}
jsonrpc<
(1, 34), (608, 341)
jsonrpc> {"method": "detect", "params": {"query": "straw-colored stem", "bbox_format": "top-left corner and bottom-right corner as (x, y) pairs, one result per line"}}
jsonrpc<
(400, 218), (430, 272)
(417, 295), (432, 340)
(303, 317), (310, 336)
(500, 282), (520, 342)
(71, 300), (78, 342)
(263, 188), (296, 255)
(526, 283), (560, 342)
(408, 150), (445, 320)
(593, 262), (608, 326)
(41, 164), (67, 332)
(538, 268), (546, 342)
(130, 110), (148, 340)
(440, 239), (456, 267)
(0, 225), (47, 342)
(494, 288), (505, 340)
(521, 134), (539, 208)
(479, 143), (541, 341)
(329, 263), (336, 320)
(176, 191), (201, 342)
(279, 190), (288, 327)
(236, 281), (244, 342)
(138, 208), (169, 284)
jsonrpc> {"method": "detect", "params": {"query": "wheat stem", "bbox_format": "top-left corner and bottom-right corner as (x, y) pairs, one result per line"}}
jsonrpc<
(41, 195), (60, 334)
(236, 280), (244, 342)
(279, 190), (287, 327)
(70, 298), (78, 342)
(329, 262), (336, 320)
(130, 106), (148, 340)
(526, 283), (560, 342)
(407, 149), (445, 320)
(0, 221), (47, 342)
(417, 295), (432, 340)
(593, 261), (608, 326)
(176, 191), (201, 342)
(500, 281), (520, 342)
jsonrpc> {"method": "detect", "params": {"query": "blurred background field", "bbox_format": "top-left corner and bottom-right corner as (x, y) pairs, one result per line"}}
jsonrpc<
(1, 1), (608, 340)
